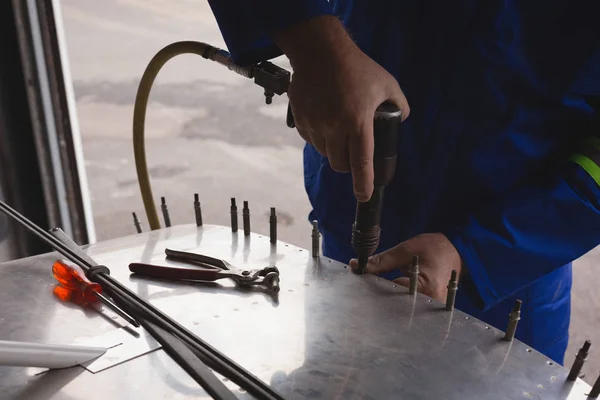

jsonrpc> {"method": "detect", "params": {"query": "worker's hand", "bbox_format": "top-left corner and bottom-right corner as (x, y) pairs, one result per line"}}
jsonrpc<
(349, 233), (462, 302)
(274, 16), (410, 202)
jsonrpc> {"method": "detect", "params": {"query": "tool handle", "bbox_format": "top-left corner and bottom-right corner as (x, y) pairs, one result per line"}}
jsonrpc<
(129, 263), (221, 281)
(52, 260), (102, 303)
(373, 101), (401, 186)
(165, 248), (228, 270)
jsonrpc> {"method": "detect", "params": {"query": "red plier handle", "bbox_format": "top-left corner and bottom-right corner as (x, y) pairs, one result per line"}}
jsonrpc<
(165, 248), (231, 270)
(129, 263), (223, 281)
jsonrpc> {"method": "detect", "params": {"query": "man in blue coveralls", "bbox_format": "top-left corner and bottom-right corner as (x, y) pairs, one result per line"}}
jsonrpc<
(208, 1), (600, 364)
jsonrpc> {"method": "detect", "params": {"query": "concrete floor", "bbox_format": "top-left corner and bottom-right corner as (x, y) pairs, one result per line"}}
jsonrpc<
(61, 0), (600, 384)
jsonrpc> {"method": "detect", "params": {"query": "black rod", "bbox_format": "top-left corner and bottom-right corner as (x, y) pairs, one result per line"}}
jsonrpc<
(0, 200), (282, 400)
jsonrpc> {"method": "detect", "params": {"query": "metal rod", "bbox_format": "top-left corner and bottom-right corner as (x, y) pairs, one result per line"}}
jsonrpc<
(161, 196), (171, 227)
(0, 201), (282, 400)
(269, 207), (277, 244)
(243, 201), (250, 236)
(48, 225), (282, 400)
(132, 212), (143, 233)
(93, 290), (140, 327)
(567, 340), (591, 381)
(504, 299), (522, 341)
(311, 220), (320, 258)
(409, 255), (419, 295)
(445, 270), (458, 311)
(230, 198), (238, 232)
(194, 194), (203, 227)
(590, 372), (600, 398)
(140, 317), (236, 400)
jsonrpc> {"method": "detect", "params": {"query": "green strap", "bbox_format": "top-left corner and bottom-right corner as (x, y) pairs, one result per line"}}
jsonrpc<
(569, 154), (600, 187)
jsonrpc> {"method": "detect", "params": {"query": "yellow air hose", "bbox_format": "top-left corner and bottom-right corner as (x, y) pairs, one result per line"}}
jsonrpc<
(132, 41), (255, 230)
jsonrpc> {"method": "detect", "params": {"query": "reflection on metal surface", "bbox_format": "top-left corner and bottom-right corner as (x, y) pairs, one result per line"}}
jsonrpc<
(74, 327), (161, 373)
(0, 185), (17, 263)
(0, 224), (594, 399)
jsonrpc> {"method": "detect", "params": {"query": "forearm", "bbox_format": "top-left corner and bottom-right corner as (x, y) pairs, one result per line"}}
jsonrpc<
(207, 0), (334, 64)
(272, 15), (354, 70)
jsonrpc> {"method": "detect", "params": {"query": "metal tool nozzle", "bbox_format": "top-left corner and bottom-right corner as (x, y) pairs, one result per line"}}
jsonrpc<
(230, 198), (238, 232)
(567, 340), (591, 381)
(445, 270), (458, 311)
(312, 220), (321, 258)
(132, 212), (143, 233)
(503, 299), (522, 341)
(409, 255), (420, 295)
(194, 193), (203, 227)
(590, 372), (600, 398)
(242, 201), (250, 236)
(270, 207), (277, 244)
(161, 197), (171, 228)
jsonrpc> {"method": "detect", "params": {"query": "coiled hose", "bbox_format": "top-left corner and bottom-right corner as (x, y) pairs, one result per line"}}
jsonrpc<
(132, 41), (253, 230)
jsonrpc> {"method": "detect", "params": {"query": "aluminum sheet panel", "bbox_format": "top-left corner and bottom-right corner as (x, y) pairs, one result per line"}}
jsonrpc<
(0, 224), (593, 399)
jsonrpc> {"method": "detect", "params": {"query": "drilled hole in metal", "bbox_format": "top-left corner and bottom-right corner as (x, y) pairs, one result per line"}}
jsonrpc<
(547, 361), (554, 366)
(485, 326), (490, 330)
(428, 300), (432, 303)
(465, 317), (470, 320)
(526, 349), (532, 353)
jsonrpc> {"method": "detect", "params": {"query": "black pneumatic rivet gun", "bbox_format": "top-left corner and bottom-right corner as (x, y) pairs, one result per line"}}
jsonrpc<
(352, 101), (402, 274)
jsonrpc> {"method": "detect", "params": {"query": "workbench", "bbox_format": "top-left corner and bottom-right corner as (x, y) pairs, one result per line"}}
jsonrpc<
(0, 224), (594, 399)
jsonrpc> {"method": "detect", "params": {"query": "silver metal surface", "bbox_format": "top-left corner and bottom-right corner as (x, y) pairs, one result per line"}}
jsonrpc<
(0, 224), (594, 399)
(0, 185), (15, 262)
(73, 327), (160, 373)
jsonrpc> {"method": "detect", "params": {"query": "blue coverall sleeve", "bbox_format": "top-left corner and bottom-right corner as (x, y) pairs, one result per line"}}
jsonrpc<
(207, 0), (334, 65)
(446, 61), (600, 310)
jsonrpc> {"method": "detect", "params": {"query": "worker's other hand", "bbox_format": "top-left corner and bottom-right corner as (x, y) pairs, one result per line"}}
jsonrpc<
(349, 233), (462, 302)
(274, 16), (410, 202)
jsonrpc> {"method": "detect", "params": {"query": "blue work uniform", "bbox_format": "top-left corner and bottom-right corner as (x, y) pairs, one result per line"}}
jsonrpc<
(208, 0), (600, 364)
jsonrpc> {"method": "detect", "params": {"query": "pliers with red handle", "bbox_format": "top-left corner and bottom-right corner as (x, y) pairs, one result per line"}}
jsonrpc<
(129, 248), (280, 292)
